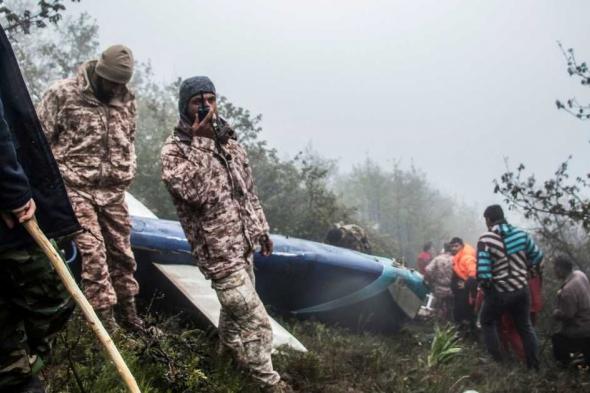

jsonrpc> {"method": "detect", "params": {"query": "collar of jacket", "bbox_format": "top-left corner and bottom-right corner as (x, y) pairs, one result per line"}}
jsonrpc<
(491, 222), (511, 235)
(561, 271), (576, 289)
(77, 60), (135, 107)
(174, 120), (219, 153)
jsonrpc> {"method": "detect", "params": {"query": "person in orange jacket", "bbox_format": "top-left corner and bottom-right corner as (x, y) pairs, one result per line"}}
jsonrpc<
(449, 237), (477, 333)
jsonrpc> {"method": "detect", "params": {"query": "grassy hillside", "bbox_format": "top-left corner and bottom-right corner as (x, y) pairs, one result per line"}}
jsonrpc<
(43, 309), (588, 393)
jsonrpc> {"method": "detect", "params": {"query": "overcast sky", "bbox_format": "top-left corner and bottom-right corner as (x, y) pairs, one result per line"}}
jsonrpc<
(67, 0), (590, 210)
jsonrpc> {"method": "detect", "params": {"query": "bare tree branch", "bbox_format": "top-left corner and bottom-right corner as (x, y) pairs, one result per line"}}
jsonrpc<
(0, 0), (80, 35)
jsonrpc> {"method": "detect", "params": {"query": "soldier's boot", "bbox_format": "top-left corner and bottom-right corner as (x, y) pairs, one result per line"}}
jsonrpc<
(96, 307), (121, 334)
(13, 375), (46, 393)
(117, 297), (146, 332)
(262, 380), (295, 393)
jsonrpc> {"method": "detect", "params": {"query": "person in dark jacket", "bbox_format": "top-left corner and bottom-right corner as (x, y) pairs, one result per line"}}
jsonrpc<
(551, 255), (590, 367)
(0, 25), (79, 393)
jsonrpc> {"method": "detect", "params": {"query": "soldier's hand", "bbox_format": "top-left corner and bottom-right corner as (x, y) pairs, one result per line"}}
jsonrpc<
(1, 199), (36, 229)
(14, 199), (36, 224)
(191, 106), (216, 139)
(260, 234), (273, 256)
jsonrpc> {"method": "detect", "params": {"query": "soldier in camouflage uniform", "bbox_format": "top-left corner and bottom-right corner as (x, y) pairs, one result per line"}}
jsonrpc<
(424, 244), (454, 321)
(0, 23), (78, 392)
(324, 222), (371, 253)
(161, 76), (291, 393)
(37, 45), (144, 331)
(0, 247), (74, 392)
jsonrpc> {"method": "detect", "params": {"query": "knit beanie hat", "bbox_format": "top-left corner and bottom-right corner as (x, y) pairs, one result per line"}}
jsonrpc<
(95, 45), (134, 84)
(178, 76), (216, 123)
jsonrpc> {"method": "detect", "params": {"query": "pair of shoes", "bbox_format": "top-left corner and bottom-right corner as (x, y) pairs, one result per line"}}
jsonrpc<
(262, 380), (295, 393)
(12, 375), (46, 393)
(116, 297), (146, 332)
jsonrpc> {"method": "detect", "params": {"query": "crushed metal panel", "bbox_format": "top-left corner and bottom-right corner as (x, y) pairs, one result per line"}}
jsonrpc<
(125, 192), (158, 219)
(388, 278), (423, 319)
(153, 263), (307, 353)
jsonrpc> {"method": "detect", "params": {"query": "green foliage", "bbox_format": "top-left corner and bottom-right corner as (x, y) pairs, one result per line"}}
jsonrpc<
(426, 325), (462, 367)
(45, 312), (253, 393)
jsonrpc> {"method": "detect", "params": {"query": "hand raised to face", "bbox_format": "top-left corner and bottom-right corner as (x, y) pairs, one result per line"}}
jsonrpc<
(188, 93), (217, 139)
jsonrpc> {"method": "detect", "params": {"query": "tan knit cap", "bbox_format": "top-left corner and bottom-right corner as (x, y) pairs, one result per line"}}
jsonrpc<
(95, 45), (134, 84)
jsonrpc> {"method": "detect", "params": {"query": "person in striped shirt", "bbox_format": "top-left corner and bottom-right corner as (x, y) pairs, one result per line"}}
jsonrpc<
(477, 204), (543, 369)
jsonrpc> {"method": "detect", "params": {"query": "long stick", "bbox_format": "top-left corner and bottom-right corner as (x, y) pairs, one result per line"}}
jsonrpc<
(23, 216), (141, 393)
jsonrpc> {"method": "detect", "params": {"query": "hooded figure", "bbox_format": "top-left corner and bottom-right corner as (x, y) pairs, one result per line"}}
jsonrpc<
(161, 77), (291, 392)
(178, 76), (216, 123)
(174, 76), (234, 145)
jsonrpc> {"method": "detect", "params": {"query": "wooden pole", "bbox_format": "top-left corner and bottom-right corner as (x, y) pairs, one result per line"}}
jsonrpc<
(23, 217), (141, 393)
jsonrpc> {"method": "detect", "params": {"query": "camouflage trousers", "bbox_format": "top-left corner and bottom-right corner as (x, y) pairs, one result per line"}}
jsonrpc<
(212, 262), (281, 388)
(69, 191), (139, 310)
(0, 245), (74, 389)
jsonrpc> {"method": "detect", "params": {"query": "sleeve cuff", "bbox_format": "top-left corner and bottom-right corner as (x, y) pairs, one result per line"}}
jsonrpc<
(1, 189), (32, 211)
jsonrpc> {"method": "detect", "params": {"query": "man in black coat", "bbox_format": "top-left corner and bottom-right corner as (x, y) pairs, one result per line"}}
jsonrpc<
(0, 24), (80, 392)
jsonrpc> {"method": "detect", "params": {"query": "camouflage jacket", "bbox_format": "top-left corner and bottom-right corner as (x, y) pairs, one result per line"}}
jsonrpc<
(424, 252), (453, 298)
(325, 223), (371, 253)
(160, 121), (269, 280)
(37, 61), (136, 199)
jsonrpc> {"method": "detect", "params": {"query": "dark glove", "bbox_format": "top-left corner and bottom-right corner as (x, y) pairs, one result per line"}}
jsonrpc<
(259, 234), (273, 256)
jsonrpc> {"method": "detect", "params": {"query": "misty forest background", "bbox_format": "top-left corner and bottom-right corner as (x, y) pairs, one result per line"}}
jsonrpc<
(5, 0), (590, 314)
(5, 4), (485, 265)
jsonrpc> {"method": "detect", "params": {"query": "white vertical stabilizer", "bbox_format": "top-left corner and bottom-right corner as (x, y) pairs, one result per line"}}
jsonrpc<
(154, 263), (307, 353)
(124, 193), (307, 352)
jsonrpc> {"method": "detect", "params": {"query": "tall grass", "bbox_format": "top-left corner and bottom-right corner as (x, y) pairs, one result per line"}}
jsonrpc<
(44, 312), (589, 393)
